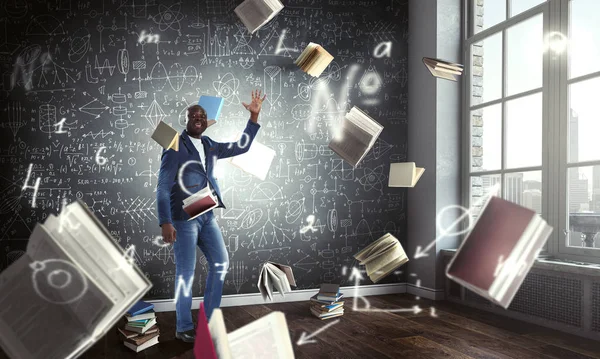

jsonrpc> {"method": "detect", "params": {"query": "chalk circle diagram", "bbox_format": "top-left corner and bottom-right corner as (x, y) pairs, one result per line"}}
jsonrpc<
(4, 0), (28, 18)
(240, 208), (264, 229)
(26, 15), (66, 36)
(150, 62), (198, 92)
(285, 192), (305, 224)
(212, 73), (240, 106)
(68, 28), (91, 63)
(153, 3), (184, 32)
(30, 259), (88, 304)
(327, 209), (338, 232)
(249, 182), (284, 202)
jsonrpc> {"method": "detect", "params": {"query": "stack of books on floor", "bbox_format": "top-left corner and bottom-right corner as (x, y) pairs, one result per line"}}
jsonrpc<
(310, 284), (344, 320)
(118, 300), (160, 352)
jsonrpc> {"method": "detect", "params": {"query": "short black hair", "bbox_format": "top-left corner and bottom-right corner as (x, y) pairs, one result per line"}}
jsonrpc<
(187, 104), (206, 115)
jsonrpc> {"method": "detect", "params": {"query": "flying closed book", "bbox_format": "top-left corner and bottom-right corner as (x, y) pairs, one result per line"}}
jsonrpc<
(151, 121), (179, 151)
(257, 262), (296, 301)
(388, 162), (425, 188)
(354, 233), (408, 283)
(234, 0), (284, 34)
(446, 196), (553, 309)
(198, 95), (224, 127)
(228, 139), (275, 181)
(329, 106), (383, 168)
(295, 43), (334, 77)
(422, 57), (464, 81)
(182, 186), (219, 220)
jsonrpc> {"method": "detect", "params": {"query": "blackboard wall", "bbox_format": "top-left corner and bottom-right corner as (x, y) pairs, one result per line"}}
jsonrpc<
(0, 0), (409, 299)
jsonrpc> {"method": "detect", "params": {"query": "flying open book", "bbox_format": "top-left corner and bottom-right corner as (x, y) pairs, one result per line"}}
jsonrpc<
(0, 200), (152, 359)
(329, 106), (384, 168)
(151, 121), (179, 151)
(354, 233), (409, 283)
(422, 57), (464, 81)
(388, 162), (425, 188)
(201, 309), (295, 359)
(198, 95), (224, 128)
(446, 196), (553, 308)
(182, 186), (219, 220)
(228, 139), (275, 181)
(234, 0), (284, 34)
(295, 43), (334, 77)
(257, 262), (296, 301)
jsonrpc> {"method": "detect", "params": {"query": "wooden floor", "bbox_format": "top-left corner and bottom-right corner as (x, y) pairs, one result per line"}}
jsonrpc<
(3, 294), (600, 358)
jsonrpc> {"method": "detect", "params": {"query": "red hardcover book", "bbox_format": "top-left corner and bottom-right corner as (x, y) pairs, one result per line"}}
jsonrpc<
(194, 303), (217, 359)
(183, 187), (218, 221)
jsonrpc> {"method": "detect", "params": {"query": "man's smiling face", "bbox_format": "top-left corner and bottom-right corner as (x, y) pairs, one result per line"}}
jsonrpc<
(186, 106), (207, 138)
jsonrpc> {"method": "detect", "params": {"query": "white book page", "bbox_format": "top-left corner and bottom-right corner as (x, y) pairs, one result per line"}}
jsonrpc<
(208, 309), (233, 359)
(228, 312), (295, 359)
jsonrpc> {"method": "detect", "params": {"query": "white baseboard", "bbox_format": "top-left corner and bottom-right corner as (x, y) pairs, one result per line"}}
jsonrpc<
(150, 283), (408, 312)
(406, 283), (445, 300)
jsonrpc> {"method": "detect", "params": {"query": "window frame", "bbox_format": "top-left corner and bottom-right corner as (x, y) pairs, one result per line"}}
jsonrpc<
(461, 0), (600, 264)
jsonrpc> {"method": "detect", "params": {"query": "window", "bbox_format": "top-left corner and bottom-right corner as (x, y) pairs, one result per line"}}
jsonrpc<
(463, 0), (600, 263)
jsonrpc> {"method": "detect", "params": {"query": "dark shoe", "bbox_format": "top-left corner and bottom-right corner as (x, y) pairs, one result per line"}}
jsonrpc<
(175, 329), (196, 343)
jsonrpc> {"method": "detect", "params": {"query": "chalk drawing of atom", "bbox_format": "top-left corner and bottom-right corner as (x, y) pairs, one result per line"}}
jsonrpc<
(212, 73), (240, 105)
(153, 3), (184, 32)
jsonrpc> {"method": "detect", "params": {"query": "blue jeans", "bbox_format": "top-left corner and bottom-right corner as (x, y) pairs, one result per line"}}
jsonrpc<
(172, 212), (228, 332)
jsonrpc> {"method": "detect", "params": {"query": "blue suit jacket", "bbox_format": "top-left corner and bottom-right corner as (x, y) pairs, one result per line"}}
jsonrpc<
(156, 119), (261, 225)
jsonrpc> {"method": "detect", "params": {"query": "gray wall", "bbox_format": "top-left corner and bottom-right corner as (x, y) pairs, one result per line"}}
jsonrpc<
(408, 0), (462, 290)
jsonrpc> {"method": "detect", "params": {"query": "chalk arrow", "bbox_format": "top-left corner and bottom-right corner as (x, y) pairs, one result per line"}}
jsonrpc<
(296, 319), (340, 346)
(413, 183), (500, 259)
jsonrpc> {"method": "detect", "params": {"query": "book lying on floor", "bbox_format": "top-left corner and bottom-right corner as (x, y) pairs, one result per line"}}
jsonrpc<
(446, 196), (553, 309)
(295, 43), (334, 77)
(257, 262), (296, 301)
(388, 162), (425, 188)
(118, 325), (159, 339)
(228, 139), (276, 181)
(422, 57), (464, 81)
(316, 283), (342, 302)
(234, 0), (284, 34)
(125, 310), (155, 322)
(0, 200), (152, 359)
(354, 233), (409, 283)
(125, 318), (157, 334)
(123, 333), (159, 353)
(329, 106), (383, 168)
(310, 305), (344, 320)
(182, 186), (219, 220)
(310, 295), (344, 312)
(198, 95), (223, 127)
(151, 121), (179, 151)
(204, 309), (295, 359)
(310, 294), (345, 307)
(126, 300), (154, 317)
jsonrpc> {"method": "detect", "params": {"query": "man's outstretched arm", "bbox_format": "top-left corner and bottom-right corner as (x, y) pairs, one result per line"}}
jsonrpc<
(216, 89), (266, 159)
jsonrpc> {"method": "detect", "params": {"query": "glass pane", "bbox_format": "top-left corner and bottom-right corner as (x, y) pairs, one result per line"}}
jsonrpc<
(570, 0), (600, 79)
(470, 174), (501, 219)
(506, 14), (543, 96)
(567, 166), (600, 249)
(504, 171), (542, 214)
(505, 92), (542, 168)
(471, 104), (501, 172)
(569, 77), (600, 163)
(471, 32), (503, 105)
(510, 0), (545, 17)
(474, 0), (506, 34)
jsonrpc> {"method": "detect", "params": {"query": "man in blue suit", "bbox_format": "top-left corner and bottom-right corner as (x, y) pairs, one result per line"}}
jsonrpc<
(157, 90), (266, 342)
